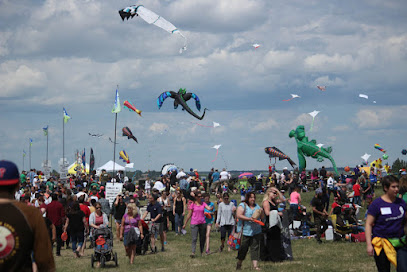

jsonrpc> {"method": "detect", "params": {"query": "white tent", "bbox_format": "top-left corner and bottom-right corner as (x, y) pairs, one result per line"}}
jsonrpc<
(97, 160), (125, 172)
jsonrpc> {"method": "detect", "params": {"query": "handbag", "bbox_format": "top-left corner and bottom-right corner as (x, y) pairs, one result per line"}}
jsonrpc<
(228, 204), (246, 250)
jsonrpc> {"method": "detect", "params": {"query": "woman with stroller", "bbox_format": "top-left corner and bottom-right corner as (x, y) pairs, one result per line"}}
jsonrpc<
(120, 203), (143, 264)
(366, 175), (407, 271)
(63, 201), (88, 258)
(89, 202), (109, 230)
(262, 187), (285, 262)
(236, 192), (264, 270)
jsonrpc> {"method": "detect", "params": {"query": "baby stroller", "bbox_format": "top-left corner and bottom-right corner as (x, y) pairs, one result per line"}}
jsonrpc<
(136, 219), (152, 255)
(90, 227), (118, 268)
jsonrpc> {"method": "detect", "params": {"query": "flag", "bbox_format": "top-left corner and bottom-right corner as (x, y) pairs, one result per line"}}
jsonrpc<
(63, 108), (71, 123)
(23, 150), (26, 157)
(89, 148), (95, 173)
(29, 138), (33, 146)
(43, 125), (48, 136)
(82, 148), (86, 169)
(111, 89), (121, 113)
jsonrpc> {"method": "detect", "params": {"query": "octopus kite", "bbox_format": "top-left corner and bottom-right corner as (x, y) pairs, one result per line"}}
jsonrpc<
(157, 88), (208, 120)
(289, 125), (338, 175)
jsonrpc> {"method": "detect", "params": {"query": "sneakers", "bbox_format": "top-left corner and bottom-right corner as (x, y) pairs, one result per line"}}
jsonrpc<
(161, 247), (165, 252)
(190, 253), (195, 258)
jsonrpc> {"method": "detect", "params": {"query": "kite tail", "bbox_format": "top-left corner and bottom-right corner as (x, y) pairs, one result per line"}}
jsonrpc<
(197, 108), (208, 120)
(132, 136), (138, 143)
(287, 158), (297, 168)
(190, 122), (212, 128)
(211, 149), (219, 162)
(282, 98), (292, 102)
(178, 32), (187, 53)
(310, 119), (315, 131)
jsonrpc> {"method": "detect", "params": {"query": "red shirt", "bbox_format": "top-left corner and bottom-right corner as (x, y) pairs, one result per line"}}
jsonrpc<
(353, 184), (361, 197)
(46, 201), (65, 226)
(80, 204), (91, 223)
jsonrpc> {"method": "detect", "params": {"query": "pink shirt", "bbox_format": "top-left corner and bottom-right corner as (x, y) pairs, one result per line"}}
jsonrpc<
(189, 202), (208, 225)
(289, 191), (300, 204)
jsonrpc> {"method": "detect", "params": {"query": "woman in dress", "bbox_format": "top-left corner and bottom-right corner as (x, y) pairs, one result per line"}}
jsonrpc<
(262, 187), (285, 262)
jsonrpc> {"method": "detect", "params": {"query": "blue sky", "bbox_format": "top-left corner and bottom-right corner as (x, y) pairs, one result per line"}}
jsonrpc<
(0, 0), (406, 172)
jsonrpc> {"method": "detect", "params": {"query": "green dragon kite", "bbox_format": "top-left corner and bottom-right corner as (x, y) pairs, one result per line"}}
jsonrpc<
(289, 125), (339, 176)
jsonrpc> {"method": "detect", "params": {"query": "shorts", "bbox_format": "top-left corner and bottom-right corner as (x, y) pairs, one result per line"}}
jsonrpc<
(115, 219), (122, 224)
(150, 222), (163, 235)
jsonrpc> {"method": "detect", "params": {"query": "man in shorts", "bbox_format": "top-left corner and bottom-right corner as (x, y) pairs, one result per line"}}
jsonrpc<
(142, 194), (165, 252)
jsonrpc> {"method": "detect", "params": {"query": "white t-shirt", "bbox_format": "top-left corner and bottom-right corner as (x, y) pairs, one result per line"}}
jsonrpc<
(327, 177), (336, 189)
(76, 192), (88, 202)
(220, 171), (229, 181)
(145, 180), (151, 190)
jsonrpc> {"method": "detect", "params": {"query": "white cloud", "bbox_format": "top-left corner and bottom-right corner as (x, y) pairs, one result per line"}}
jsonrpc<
(304, 53), (356, 71)
(313, 76), (345, 87)
(149, 123), (170, 133)
(355, 109), (393, 128)
(252, 118), (278, 132)
(332, 125), (350, 132)
(0, 64), (46, 96)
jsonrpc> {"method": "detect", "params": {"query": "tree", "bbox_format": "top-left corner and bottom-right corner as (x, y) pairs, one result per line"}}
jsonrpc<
(391, 158), (407, 173)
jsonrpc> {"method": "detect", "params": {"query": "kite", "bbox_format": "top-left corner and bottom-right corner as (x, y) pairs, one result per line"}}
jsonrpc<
(264, 147), (296, 168)
(316, 143), (324, 148)
(402, 149), (407, 155)
(373, 101), (377, 104)
(119, 150), (130, 163)
(316, 85), (326, 91)
(122, 127), (138, 143)
(190, 121), (220, 128)
(109, 137), (118, 144)
(289, 125), (339, 175)
(157, 88), (208, 120)
(119, 5), (187, 53)
(283, 94), (300, 102)
(308, 110), (320, 131)
(382, 154), (389, 160)
(252, 44), (260, 49)
(89, 133), (103, 138)
(361, 153), (371, 163)
(124, 100), (142, 116)
(374, 144), (386, 153)
(211, 145), (221, 162)
(359, 94), (369, 99)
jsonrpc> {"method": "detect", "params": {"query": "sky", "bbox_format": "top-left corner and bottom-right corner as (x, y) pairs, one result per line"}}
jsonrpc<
(0, 0), (407, 173)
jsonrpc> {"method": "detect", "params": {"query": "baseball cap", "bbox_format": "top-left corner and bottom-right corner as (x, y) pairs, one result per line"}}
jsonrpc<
(0, 161), (20, 186)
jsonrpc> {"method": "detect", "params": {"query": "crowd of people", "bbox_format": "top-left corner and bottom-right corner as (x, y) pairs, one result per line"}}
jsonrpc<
(1, 159), (407, 271)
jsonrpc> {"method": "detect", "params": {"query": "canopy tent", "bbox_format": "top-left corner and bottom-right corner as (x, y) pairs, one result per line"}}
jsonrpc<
(96, 160), (125, 172)
(68, 162), (89, 174)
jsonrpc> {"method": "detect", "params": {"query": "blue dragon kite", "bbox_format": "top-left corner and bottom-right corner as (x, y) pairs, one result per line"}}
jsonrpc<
(157, 88), (208, 120)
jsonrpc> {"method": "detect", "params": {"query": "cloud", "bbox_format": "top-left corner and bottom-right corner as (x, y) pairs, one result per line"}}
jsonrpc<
(355, 109), (393, 128)
(332, 125), (350, 132)
(313, 76), (345, 87)
(149, 123), (170, 133)
(252, 118), (278, 132)
(0, 64), (46, 97)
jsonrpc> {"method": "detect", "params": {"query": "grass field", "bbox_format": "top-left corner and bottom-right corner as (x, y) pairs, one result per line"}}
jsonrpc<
(54, 189), (384, 272)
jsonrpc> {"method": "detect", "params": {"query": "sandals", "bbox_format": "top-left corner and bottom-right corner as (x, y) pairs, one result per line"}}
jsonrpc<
(253, 267), (261, 271)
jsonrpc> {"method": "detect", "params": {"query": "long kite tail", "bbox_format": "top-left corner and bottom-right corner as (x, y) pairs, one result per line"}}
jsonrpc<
(287, 158), (297, 168)
(132, 136), (138, 143)
(211, 149), (219, 162)
(190, 121), (213, 128)
(282, 98), (293, 102)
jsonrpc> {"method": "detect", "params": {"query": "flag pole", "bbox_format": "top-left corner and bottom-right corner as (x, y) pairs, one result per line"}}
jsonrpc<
(46, 127), (49, 164)
(113, 112), (117, 184)
(23, 151), (25, 172)
(63, 111), (65, 168)
(29, 139), (31, 170)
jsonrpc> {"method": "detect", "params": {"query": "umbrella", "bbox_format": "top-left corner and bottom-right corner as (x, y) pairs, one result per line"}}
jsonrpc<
(238, 172), (254, 179)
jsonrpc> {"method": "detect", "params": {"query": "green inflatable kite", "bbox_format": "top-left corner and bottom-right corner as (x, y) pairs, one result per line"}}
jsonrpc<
(289, 125), (339, 176)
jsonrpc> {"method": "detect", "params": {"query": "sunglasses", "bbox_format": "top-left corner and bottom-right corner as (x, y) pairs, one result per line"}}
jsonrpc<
(223, 197), (229, 200)
(96, 207), (101, 209)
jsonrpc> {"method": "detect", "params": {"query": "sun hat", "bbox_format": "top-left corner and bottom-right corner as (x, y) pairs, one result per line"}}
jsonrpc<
(0, 160), (20, 186)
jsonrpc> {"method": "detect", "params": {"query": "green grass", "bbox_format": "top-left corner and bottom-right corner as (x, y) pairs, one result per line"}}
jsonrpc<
(54, 190), (382, 272)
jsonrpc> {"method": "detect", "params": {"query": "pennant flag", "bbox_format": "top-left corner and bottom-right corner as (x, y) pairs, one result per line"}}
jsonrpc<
(89, 148), (95, 173)
(112, 89), (121, 113)
(63, 108), (71, 123)
(43, 125), (48, 136)
(23, 150), (26, 157)
(82, 148), (86, 169)
(29, 138), (33, 146)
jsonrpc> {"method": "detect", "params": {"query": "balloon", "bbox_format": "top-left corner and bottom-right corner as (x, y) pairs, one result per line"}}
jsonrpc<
(289, 125), (338, 175)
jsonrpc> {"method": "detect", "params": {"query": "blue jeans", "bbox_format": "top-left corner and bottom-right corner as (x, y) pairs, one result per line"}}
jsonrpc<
(174, 213), (184, 234)
(71, 231), (84, 252)
(353, 196), (361, 205)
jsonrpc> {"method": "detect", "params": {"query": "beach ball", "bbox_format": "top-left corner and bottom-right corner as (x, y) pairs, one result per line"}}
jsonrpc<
(344, 166), (350, 172)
